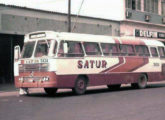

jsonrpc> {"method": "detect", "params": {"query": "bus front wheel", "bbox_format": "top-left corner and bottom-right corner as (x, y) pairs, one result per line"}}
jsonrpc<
(44, 88), (58, 96)
(131, 74), (147, 89)
(72, 77), (87, 95)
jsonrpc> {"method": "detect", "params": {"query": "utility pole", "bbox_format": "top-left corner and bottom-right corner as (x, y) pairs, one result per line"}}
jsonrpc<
(68, 0), (71, 32)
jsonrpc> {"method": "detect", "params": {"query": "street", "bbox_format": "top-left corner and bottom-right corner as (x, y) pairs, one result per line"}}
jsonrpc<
(1, 83), (165, 120)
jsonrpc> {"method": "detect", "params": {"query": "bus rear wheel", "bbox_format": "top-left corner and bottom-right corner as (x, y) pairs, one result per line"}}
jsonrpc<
(44, 88), (58, 96)
(107, 84), (121, 90)
(131, 74), (147, 89)
(72, 77), (87, 95)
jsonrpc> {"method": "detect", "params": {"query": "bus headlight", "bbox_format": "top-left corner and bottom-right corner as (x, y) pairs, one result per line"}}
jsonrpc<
(19, 77), (24, 82)
(42, 77), (49, 82)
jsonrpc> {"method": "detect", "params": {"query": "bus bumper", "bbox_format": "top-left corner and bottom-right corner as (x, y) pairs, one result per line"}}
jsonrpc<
(15, 72), (57, 88)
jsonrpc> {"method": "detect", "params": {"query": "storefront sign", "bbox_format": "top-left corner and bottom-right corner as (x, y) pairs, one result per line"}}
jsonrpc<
(158, 32), (165, 39)
(135, 29), (165, 39)
(135, 29), (158, 38)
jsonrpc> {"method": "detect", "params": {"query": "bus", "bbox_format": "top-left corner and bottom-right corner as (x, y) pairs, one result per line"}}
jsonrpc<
(14, 31), (165, 95)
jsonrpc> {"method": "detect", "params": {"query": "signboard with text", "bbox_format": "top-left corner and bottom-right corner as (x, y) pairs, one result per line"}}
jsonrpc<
(134, 29), (165, 39)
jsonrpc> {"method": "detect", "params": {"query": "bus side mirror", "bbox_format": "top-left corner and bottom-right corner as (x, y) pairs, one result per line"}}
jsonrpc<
(14, 45), (21, 61)
(63, 43), (68, 54)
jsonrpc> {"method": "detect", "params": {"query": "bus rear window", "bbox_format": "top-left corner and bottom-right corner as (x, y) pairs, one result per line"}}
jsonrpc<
(22, 42), (35, 58)
(84, 42), (101, 55)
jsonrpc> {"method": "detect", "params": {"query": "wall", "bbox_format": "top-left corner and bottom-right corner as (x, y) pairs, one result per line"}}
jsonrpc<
(0, 5), (120, 36)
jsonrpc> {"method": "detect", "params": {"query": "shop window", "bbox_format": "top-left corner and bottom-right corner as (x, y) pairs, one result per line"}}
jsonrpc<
(150, 47), (158, 57)
(84, 42), (101, 55)
(158, 47), (165, 58)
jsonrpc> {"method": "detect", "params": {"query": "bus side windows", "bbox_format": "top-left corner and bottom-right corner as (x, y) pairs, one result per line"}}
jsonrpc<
(67, 41), (84, 57)
(119, 45), (127, 56)
(101, 43), (118, 56)
(135, 45), (150, 57)
(58, 41), (84, 57)
(158, 47), (165, 58)
(84, 42), (101, 55)
(150, 47), (158, 57)
(119, 45), (135, 56)
(127, 45), (135, 56)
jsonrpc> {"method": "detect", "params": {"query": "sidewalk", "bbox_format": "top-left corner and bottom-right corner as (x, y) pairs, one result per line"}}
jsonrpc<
(0, 84), (18, 92)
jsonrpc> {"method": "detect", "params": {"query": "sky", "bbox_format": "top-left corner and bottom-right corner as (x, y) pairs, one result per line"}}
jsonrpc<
(0, 0), (125, 21)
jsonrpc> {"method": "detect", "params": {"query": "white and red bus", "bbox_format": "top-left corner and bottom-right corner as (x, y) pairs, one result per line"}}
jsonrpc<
(14, 31), (165, 95)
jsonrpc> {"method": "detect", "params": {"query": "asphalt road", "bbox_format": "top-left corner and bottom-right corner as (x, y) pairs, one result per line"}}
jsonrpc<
(1, 83), (165, 120)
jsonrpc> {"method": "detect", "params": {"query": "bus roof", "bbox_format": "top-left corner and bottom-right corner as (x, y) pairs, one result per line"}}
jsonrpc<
(25, 31), (164, 47)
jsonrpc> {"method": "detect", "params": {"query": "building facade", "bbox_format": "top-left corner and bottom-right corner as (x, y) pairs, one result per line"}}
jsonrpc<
(121, 0), (165, 42)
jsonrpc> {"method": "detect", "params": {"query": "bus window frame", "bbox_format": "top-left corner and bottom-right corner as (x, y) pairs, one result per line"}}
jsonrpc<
(135, 45), (150, 57)
(100, 43), (119, 56)
(34, 40), (51, 58)
(83, 42), (102, 56)
(57, 40), (85, 58)
(119, 44), (135, 56)
(150, 47), (159, 58)
(53, 40), (58, 55)
(158, 47), (165, 58)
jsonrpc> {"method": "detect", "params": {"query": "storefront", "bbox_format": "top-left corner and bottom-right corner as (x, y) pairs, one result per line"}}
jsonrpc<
(120, 21), (165, 43)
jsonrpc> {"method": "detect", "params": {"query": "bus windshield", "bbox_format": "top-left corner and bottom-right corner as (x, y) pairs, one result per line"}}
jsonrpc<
(22, 41), (35, 58)
(34, 40), (51, 57)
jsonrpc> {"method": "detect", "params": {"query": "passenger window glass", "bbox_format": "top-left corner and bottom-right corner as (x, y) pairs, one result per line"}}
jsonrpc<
(158, 47), (165, 58)
(135, 45), (150, 56)
(119, 45), (135, 56)
(127, 45), (135, 56)
(101, 43), (118, 56)
(35, 40), (51, 57)
(84, 42), (101, 55)
(120, 45), (127, 56)
(150, 47), (158, 57)
(58, 41), (84, 57)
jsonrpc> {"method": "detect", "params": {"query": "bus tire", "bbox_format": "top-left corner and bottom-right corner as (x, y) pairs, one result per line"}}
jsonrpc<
(44, 88), (58, 96)
(107, 84), (121, 90)
(72, 77), (87, 95)
(132, 74), (147, 89)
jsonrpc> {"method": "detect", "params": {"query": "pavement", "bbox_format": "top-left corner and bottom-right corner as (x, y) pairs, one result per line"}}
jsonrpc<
(1, 82), (165, 120)
(1, 81), (165, 97)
